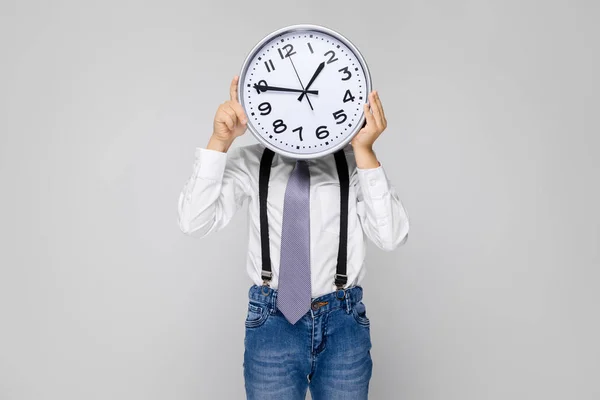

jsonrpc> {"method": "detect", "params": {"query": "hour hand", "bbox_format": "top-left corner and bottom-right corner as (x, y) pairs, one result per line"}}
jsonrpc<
(253, 84), (318, 95)
(298, 61), (325, 101)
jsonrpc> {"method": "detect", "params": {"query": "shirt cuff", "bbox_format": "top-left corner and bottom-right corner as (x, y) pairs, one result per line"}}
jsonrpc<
(356, 164), (390, 198)
(194, 147), (228, 181)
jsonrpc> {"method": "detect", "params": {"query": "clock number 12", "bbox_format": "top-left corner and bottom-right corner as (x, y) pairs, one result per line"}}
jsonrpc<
(277, 44), (296, 59)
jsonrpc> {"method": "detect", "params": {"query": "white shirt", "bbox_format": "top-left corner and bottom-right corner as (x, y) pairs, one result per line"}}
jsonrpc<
(177, 142), (409, 298)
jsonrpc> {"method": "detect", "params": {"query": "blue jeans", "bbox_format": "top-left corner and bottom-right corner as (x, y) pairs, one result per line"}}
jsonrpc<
(243, 284), (373, 399)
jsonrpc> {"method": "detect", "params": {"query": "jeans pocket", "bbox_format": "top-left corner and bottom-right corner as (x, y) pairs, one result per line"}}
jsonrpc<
(352, 301), (371, 327)
(245, 302), (269, 328)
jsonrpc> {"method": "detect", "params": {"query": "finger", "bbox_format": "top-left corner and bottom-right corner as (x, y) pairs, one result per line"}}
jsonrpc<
(369, 92), (382, 128)
(222, 104), (238, 127)
(229, 75), (239, 102)
(215, 107), (235, 131)
(363, 103), (375, 128)
(222, 113), (235, 131)
(369, 91), (380, 128)
(229, 100), (248, 124)
(375, 91), (387, 128)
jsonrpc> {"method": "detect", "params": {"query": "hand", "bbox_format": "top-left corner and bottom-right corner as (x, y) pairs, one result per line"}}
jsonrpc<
(351, 90), (387, 151)
(298, 61), (325, 102)
(289, 57), (314, 111)
(253, 84), (318, 95)
(211, 76), (248, 146)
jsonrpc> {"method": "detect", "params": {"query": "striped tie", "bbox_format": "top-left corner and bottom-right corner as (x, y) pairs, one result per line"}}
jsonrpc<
(277, 159), (311, 325)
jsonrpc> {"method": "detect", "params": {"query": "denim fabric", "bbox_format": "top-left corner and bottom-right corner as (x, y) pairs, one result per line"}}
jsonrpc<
(243, 284), (373, 399)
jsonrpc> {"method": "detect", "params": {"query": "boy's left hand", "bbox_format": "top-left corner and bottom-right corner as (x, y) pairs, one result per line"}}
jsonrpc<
(351, 90), (387, 150)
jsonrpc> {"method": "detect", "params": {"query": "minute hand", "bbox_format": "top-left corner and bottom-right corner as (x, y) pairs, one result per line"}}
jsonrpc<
(254, 84), (318, 95)
(298, 61), (325, 102)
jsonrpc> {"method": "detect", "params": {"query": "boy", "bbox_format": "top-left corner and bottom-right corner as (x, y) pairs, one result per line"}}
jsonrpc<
(178, 75), (409, 399)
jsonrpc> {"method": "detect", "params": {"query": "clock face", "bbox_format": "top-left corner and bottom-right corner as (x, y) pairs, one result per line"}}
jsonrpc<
(238, 25), (372, 159)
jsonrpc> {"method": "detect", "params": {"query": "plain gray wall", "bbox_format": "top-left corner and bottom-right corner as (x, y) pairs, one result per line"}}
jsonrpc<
(1, 0), (598, 399)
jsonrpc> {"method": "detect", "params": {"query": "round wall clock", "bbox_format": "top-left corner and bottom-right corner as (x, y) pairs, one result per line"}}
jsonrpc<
(237, 24), (372, 159)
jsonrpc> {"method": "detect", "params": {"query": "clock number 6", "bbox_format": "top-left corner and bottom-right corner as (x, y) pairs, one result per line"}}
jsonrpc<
(273, 119), (287, 134)
(316, 125), (329, 139)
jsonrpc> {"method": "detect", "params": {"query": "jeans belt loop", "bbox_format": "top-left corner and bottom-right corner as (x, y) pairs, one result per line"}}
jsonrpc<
(344, 289), (352, 313)
(270, 289), (277, 313)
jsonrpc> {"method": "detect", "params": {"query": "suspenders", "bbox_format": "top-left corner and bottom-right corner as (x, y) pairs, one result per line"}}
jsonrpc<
(258, 147), (350, 292)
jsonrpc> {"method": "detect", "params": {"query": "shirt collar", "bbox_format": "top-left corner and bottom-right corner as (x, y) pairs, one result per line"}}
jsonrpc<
(274, 144), (351, 165)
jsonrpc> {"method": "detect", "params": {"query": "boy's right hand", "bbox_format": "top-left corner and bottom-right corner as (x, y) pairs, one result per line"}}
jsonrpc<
(211, 76), (248, 146)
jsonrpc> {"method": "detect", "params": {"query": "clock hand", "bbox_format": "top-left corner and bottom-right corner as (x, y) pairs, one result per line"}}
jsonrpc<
(298, 61), (325, 102)
(289, 57), (314, 111)
(253, 84), (318, 95)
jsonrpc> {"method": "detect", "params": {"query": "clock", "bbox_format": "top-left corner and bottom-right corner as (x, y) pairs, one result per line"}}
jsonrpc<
(237, 24), (372, 159)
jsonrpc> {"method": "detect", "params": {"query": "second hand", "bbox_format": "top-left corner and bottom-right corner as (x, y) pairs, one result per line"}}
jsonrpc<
(289, 57), (314, 111)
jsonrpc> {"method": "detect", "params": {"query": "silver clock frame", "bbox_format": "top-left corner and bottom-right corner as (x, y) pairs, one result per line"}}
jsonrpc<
(237, 24), (373, 160)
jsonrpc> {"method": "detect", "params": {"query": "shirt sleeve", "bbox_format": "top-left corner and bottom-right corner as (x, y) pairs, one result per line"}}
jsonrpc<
(352, 164), (410, 251)
(177, 146), (252, 238)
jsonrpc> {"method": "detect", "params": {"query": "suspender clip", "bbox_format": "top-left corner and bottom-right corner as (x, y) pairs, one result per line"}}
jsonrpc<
(261, 271), (272, 286)
(335, 273), (348, 290)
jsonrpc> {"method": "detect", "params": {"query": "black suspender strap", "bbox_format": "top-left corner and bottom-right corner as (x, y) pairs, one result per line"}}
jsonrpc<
(258, 147), (350, 290)
(333, 149), (350, 290)
(259, 147), (275, 285)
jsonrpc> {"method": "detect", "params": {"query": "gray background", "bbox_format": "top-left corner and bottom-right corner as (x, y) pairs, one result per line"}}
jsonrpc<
(1, 0), (598, 399)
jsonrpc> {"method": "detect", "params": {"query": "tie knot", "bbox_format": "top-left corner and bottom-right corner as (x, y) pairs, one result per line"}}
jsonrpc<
(291, 159), (310, 184)
(295, 159), (309, 171)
